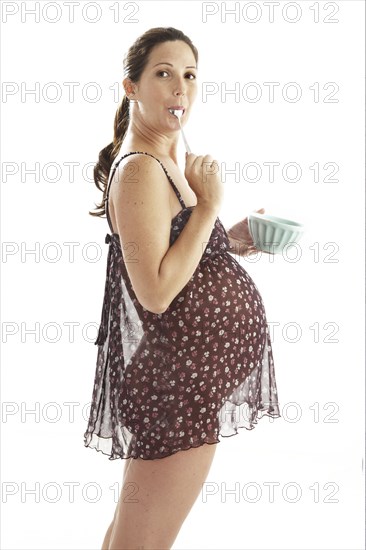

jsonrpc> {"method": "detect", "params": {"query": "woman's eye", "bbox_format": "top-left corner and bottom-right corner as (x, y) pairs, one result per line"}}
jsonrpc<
(156, 71), (196, 79)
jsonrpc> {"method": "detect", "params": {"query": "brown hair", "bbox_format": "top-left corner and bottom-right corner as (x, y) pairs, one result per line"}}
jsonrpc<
(89, 27), (199, 218)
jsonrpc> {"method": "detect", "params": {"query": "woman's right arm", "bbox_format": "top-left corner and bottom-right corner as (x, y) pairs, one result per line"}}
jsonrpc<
(113, 154), (220, 314)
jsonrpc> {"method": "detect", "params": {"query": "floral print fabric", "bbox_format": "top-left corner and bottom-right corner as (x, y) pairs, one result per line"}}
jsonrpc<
(83, 152), (281, 460)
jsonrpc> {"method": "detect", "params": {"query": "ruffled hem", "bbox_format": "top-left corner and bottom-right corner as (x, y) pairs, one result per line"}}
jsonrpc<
(84, 331), (281, 461)
(83, 404), (281, 461)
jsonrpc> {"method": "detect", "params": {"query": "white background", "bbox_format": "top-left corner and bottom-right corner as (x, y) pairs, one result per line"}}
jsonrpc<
(1, 1), (365, 549)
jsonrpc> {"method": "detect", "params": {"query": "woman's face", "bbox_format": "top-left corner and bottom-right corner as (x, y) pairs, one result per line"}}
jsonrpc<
(125, 40), (198, 134)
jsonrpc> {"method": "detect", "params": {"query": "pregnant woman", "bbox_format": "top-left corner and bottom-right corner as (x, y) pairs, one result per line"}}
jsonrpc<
(84, 26), (281, 550)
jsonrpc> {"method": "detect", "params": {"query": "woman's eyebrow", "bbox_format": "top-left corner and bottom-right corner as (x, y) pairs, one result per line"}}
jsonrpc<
(152, 62), (197, 69)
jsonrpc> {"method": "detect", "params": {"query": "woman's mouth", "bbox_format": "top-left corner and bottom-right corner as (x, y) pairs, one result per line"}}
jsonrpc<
(168, 107), (185, 116)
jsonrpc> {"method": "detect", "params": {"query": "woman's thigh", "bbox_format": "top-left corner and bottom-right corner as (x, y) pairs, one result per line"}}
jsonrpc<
(109, 442), (218, 549)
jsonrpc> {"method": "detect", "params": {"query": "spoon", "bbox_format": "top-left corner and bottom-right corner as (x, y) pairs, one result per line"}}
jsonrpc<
(169, 109), (191, 154)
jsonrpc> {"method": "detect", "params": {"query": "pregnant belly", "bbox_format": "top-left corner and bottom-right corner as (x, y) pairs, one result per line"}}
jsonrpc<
(120, 255), (270, 437)
(164, 254), (268, 349)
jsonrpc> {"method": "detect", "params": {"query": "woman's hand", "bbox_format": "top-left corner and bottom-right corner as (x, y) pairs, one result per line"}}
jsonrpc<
(185, 153), (224, 212)
(226, 207), (272, 257)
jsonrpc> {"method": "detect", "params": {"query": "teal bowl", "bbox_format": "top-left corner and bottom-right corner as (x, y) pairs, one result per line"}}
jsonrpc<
(248, 212), (305, 254)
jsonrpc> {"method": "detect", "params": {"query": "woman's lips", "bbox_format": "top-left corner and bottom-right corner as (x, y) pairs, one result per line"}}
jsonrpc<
(168, 107), (185, 115)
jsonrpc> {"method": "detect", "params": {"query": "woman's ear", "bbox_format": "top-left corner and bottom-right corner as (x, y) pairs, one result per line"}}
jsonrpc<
(122, 77), (135, 97)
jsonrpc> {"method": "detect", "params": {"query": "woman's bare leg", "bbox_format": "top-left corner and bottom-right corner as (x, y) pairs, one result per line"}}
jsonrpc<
(108, 442), (218, 549)
(101, 457), (133, 549)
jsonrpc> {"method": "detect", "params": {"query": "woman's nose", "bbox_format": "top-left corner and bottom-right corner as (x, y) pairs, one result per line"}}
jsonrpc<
(173, 78), (187, 96)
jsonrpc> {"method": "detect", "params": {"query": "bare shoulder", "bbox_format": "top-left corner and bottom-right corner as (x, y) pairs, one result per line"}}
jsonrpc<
(111, 153), (171, 218)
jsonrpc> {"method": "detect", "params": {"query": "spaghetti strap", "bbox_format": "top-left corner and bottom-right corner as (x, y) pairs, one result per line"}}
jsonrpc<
(104, 151), (187, 234)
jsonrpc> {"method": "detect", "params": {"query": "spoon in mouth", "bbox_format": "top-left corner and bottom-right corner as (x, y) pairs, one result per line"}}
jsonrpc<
(168, 109), (191, 154)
